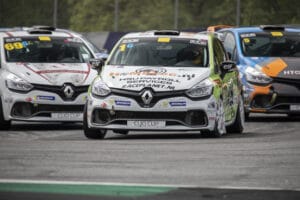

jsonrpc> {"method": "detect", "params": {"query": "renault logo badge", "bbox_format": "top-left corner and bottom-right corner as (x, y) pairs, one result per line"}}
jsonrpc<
(64, 85), (74, 98)
(141, 90), (153, 105)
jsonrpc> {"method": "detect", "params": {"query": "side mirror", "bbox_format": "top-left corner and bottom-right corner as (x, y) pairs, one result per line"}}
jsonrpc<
(89, 58), (104, 70)
(221, 61), (237, 73)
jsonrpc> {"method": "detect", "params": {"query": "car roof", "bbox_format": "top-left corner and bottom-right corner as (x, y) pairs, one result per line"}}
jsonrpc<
(122, 30), (211, 41)
(0, 26), (83, 38)
(219, 25), (300, 34)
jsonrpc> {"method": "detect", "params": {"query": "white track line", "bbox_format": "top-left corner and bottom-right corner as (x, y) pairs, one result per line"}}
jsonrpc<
(0, 178), (299, 192)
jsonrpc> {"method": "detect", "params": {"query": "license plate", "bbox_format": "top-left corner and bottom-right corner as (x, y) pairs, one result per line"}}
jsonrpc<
(51, 112), (83, 121)
(127, 120), (165, 128)
(290, 105), (300, 111)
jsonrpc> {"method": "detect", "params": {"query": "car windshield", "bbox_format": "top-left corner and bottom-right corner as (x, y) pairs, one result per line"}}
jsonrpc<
(4, 37), (93, 63)
(240, 32), (300, 57)
(108, 38), (209, 67)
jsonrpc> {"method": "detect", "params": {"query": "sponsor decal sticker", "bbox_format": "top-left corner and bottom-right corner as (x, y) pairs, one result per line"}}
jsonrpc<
(158, 37), (170, 43)
(169, 101), (186, 107)
(162, 101), (169, 108)
(25, 97), (33, 102)
(271, 32), (283, 37)
(115, 100), (131, 106)
(109, 67), (196, 90)
(243, 38), (250, 43)
(108, 99), (115, 105)
(5, 38), (22, 42)
(100, 102), (107, 108)
(38, 36), (51, 41)
(190, 39), (207, 45)
(119, 44), (126, 51)
(127, 43), (134, 48)
(240, 33), (256, 38)
(283, 70), (300, 75)
(36, 95), (55, 101)
(64, 37), (83, 43)
(122, 39), (139, 43)
(82, 96), (87, 101)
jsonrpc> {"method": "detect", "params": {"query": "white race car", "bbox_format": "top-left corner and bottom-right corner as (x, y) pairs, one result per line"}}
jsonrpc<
(84, 30), (244, 139)
(0, 26), (101, 129)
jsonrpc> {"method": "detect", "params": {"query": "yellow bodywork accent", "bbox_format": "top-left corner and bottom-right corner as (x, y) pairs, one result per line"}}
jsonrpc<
(38, 36), (51, 41)
(271, 32), (283, 37)
(157, 37), (170, 43)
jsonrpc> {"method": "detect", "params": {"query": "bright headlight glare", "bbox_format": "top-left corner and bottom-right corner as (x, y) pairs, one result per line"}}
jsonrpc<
(92, 79), (111, 97)
(6, 74), (33, 92)
(245, 67), (272, 85)
(186, 78), (213, 98)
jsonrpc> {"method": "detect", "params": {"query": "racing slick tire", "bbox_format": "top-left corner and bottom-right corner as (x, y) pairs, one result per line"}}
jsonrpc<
(83, 103), (106, 139)
(201, 100), (226, 138)
(226, 95), (245, 134)
(0, 98), (11, 130)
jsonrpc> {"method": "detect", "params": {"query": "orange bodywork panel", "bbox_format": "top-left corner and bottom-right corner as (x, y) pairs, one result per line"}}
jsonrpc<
(251, 85), (271, 100)
(261, 58), (287, 77)
(207, 25), (234, 32)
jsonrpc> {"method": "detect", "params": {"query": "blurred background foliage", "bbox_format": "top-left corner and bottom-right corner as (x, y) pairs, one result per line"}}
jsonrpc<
(0, 0), (299, 31)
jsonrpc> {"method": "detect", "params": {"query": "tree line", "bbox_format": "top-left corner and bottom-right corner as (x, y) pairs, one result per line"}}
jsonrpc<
(0, 0), (299, 32)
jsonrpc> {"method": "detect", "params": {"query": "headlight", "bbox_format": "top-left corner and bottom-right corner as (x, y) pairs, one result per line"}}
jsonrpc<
(245, 67), (272, 85)
(91, 79), (111, 97)
(6, 74), (33, 92)
(186, 78), (213, 98)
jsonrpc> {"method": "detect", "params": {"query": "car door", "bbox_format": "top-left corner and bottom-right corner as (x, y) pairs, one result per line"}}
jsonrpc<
(213, 38), (237, 123)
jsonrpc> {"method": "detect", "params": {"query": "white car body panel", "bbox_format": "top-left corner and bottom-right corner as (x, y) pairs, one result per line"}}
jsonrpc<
(5, 62), (95, 85)
(86, 65), (218, 131)
(0, 28), (99, 123)
(102, 65), (210, 91)
(87, 93), (218, 131)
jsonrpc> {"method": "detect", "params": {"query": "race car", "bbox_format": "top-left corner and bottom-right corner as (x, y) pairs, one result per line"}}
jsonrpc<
(83, 30), (244, 139)
(0, 26), (102, 129)
(217, 25), (300, 117)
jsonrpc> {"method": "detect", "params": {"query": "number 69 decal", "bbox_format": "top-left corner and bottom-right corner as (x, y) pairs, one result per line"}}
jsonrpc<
(4, 42), (23, 51)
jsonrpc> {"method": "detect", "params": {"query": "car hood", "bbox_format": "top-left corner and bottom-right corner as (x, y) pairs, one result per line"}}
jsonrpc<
(243, 57), (300, 80)
(101, 65), (210, 91)
(6, 62), (97, 85)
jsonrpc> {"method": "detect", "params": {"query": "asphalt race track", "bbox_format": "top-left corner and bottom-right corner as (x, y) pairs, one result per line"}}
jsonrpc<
(0, 114), (299, 200)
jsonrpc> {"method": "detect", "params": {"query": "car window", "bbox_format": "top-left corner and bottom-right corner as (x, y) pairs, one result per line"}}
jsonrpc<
(108, 38), (209, 67)
(213, 38), (227, 73)
(222, 32), (237, 61)
(4, 37), (93, 63)
(239, 32), (300, 57)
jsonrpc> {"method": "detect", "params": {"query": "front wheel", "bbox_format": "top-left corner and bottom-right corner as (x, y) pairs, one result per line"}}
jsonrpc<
(0, 98), (11, 130)
(201, 100), (226, 138)
(83, 103), (106, 139)
(226, 95), (245, 134)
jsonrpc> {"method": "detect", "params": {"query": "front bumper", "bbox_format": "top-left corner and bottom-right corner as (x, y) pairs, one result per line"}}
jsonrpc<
(244, 78), (300, 114)
(1, 86), (88, 122)
(86, 93), (219, 131)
